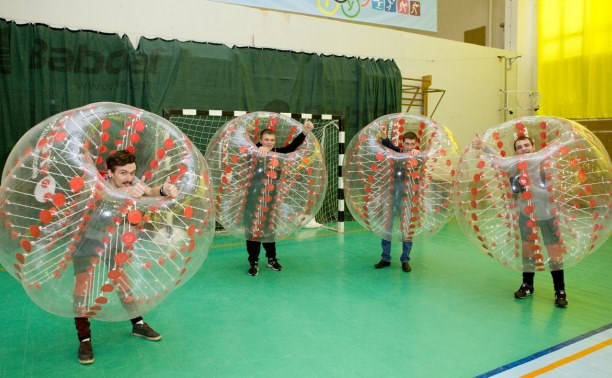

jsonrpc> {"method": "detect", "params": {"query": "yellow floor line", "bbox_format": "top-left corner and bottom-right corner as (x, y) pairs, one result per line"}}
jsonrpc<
(520, 338), (612, 377)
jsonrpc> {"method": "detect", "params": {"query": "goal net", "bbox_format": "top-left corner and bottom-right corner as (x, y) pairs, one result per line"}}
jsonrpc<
(163, 109), (344, 233)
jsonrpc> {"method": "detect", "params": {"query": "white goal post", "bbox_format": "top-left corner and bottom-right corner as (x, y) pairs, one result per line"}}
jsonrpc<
(163, 109), (345, 233)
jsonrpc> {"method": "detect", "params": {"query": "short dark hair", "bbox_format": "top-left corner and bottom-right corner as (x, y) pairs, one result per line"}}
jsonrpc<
(106, 149), (136, 172)
(513, 136), (534, 151)
(403, 131), (418, 141)
(260, 128), (275, 138)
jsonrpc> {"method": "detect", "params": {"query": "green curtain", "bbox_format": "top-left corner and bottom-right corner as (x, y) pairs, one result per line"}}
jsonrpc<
(538, 0), (612, 118)
(0, 18), (401, 167)
(133, 38), (402, 142)
(0, 20), (134, 169)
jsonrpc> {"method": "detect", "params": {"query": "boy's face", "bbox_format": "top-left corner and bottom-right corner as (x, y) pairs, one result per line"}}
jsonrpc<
(402, 138), (418, 153)
(514, 139), (534, 155)
(261, 133), (276, 149)
(108, 163), (137, 188)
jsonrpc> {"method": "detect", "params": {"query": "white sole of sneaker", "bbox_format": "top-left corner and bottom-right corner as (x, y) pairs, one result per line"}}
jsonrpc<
(132, 333), (162, 341)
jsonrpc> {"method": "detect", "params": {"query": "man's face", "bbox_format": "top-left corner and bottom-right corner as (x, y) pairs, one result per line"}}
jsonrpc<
(402, 138), (418, 153)
(108, 163), (137, 188)
(514, 139), (534, 155)
(261, 133), (276, 149)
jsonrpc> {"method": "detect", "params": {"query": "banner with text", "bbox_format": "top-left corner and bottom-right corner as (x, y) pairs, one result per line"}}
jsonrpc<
(209, 0), (437, 32)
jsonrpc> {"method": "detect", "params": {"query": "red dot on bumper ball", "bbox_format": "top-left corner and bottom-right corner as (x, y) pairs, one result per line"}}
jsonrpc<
(128, 210), (142, 224)
(21, 239), (32, 253)
(114, 252), (129, 264)
(70, 177), (84, 192)
(134, 120), (146, 132)
(39, 210), (52, 224)
(184, 206), (193, 219)
(29, 225), (41, 238)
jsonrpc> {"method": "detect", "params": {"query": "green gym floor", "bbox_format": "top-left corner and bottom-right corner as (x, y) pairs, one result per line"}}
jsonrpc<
(1, 221), (611, 377)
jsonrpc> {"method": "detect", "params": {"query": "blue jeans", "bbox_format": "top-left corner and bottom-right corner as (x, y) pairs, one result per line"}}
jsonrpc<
(381, 239), (412, 263)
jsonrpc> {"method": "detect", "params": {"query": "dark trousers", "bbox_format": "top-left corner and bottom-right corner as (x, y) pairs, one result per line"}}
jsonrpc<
(246, 240), (276, 263)
(75, 316), (143, 341)
(522, 270), (565, 292)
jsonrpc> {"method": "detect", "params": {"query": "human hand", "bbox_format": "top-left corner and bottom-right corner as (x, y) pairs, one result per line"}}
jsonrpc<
(471, 133), (485, 150)
(161, 176), (179, 198)
(258, 146), (271, 157)
(379, 124), (388, 138)
(130, 175), (148, 198)
(303, 120), (314, 132)
(409, 149), (420, 156)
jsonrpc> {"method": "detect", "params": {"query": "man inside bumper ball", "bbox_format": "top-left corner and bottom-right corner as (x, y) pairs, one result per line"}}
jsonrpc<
(73, 149), (179, 364)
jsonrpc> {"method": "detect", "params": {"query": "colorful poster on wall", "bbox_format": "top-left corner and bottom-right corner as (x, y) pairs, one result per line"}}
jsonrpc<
(208, 0), (437, 32)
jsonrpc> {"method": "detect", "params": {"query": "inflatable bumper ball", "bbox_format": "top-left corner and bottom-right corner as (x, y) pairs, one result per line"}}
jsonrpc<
(205, 112), (327, 243)
(453, 116), (611, 271)
(344, 113), (461, 241)
(0, 102), (215, 320)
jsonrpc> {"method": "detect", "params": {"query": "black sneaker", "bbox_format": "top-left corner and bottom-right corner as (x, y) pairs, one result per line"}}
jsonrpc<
(78, 339), (94, 364)
(248, 261), (258, 276)
(401, 262), (412, 272)
(132, 322), (162, 341)
(514, 283), (534, 299)
(555, 290), (568, 308)
(374, 260), (391, 269)
(267, 258), (282, 271)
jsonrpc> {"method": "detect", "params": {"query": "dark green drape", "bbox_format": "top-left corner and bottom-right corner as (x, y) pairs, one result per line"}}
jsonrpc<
(1, 18), (401, 168)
